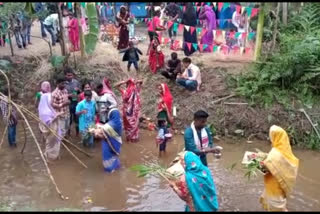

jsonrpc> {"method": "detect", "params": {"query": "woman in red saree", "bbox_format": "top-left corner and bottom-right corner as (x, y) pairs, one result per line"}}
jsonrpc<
(149, 37), (164, 74)
(67, 13), (80, 52)
(115, 78), (143, 142)
(116, 5), (130, 50)
(157, 83), (174, 128)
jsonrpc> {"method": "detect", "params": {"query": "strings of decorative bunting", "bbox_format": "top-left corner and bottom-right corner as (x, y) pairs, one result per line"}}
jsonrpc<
(158, 37), (252, 55)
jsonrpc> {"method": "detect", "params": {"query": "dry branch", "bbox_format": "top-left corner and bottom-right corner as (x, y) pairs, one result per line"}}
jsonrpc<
(212, 94), (235, 104)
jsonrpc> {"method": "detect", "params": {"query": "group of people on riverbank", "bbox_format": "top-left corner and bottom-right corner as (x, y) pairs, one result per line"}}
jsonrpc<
(0, 2), (300, 212)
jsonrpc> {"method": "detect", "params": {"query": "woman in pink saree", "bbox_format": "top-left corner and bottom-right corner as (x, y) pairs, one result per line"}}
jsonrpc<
(68, 12), (80, 52)
(38, 81), (62, 161)
(199, 5), (217, 52)
(115, 78), (143, 143)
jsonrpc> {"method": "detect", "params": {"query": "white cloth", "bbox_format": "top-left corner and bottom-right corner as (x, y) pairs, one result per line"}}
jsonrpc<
(182, 63), (202, 91)
(190, 122), (209, 150)
(44, 13), (59, 32)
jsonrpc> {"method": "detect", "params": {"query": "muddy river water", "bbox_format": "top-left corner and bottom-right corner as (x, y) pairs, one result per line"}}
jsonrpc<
(0, 121), (320, 211)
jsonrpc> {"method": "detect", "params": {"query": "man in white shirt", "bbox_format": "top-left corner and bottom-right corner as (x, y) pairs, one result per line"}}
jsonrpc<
(176, 57), (201, 92)
(43, 13), (59, 46)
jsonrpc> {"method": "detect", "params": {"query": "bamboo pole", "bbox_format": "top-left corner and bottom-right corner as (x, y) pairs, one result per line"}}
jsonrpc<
(8, 15), (14, 56)
(282, 2), (288, 26)
(254, 3), (265, 61)
(76, 2), (85, 59)
(0, 126), (8, 149)
(0, 94), (89, 169)
(271, 3), (281, 52)
(8, 31), (14, 57)
(57, 2), (67, 56)
(16, 104), (92, 158)
(0, 95), (67, 199)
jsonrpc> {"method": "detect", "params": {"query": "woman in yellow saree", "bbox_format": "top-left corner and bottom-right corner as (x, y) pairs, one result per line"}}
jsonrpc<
(260, 125), (299, 211)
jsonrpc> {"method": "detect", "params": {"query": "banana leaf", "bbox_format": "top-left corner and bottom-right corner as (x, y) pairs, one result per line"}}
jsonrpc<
(24, 2), (36, 17)
(85, 3), (99, 55)
(50, 55), (66, 69)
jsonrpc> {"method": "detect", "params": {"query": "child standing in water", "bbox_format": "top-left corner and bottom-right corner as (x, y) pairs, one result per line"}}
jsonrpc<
(76, 90), (96, 148)
(156, 119), (171, 157)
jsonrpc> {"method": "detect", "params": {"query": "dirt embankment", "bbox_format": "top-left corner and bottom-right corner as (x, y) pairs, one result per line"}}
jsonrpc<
(2, 50), (313, 144)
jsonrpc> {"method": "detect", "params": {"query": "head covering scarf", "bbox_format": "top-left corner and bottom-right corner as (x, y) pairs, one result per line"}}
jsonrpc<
(184, 151), (219, 211)
(260, 125), (299, 211)
(38, 93), (56, 125)
(202, 5), (216, 30)
(158, 83), (173, 118)
(101, 77), (116, 98)
(41, 81), (51, 93)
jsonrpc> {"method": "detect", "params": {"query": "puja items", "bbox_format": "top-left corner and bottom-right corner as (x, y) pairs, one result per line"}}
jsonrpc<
(241, 150), (268, 180)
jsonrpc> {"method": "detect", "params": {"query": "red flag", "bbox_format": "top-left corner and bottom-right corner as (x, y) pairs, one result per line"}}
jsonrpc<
(164, 38), (169, 45)
(236, 5), (241, 14)
(245, 47), (251, 55)
(199, 44), (203, 52)
(222, 46), (228, 55)
(242, 32), (247, 39)
(216, 30), (221, 37)
(218, 2), (223, 11)
(144, 18), (148, 23)
(209, 45), (213, 52)
(183, 6), (186, 12)
(186, 42), (192, 51)
(190, 26), (195, 35)
(201, 2), (204, 6)
(232, 46), (240, 54)
(251, 8), (259, 17)
(178, 24), (184, 32)
(197, 6), (201, 12)
(167, 21), (173, 29)
(201, 28), (207, 37)
(229, 31), (235, 39)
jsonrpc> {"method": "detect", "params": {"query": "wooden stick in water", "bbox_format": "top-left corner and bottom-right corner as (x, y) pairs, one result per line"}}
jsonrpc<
(4, 97), (67, 200)
(0, 126), (8, 149)
(17, 104), (92, 158)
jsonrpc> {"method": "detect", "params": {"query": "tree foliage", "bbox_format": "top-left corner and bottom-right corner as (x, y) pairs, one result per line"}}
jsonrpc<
(234, 3), (320, 109)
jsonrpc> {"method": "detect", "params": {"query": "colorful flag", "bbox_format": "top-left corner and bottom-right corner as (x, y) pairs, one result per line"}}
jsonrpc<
(173, 23), (179, 32)
(246, 7), (252, 17)
(251, 8), (259, 17)
(186, 42), (192, 51)
(192, 43), (198, 51)
(167, 21), (174, 29)
(218, 2), (223, 11)
(178, 24), (184, 32)
(190, 26), (195, 34)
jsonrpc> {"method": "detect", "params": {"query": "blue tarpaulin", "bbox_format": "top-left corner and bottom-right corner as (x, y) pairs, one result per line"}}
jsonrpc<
(114, 2), (147, 18)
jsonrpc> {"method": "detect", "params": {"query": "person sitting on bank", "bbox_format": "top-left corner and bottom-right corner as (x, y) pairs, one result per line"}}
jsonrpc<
(161, 52), (182, 81)
(184, 110), (220, 166)
(176, 57), (201, 92)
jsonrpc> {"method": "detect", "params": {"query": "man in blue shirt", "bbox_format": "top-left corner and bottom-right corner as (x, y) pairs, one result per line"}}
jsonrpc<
(76, 90), (96, 147)
(184, 110), (219, 166)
